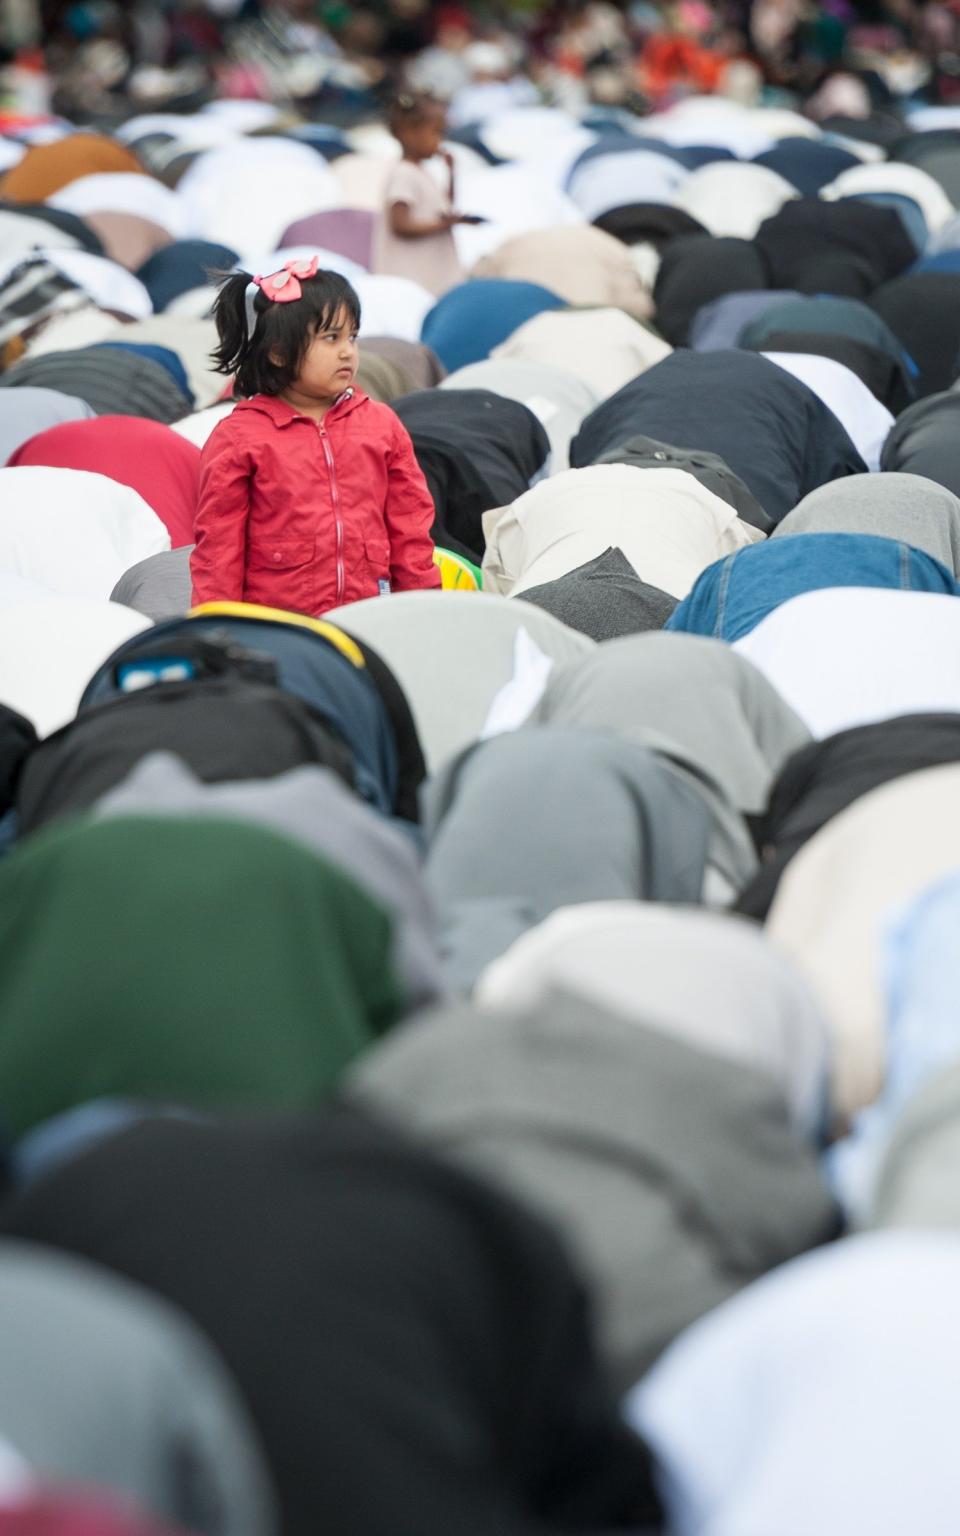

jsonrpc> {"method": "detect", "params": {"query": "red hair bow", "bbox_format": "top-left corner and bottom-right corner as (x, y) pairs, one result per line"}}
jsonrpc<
(253, 255), (320, 303)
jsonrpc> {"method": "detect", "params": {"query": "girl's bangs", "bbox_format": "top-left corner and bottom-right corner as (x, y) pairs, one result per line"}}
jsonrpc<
(307, 292), (360, 336)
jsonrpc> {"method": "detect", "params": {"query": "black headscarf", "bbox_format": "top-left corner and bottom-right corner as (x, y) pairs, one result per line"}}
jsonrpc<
(737, 713), (960, 920)
(570, 350), (866, 525)
(136, 238), (239, 312)
(869, 273), (960, 397)
(593, 203), (706, 248)
(653, 234), (768, 346)
(745, 328), (915, 413)
(16, 678), (356, 837)
(0, 1107), (662, 1536)
(0, 704), (37, 818)
(754, 198), (915, 299)
(881, 388), (960, 495)
(819, 111), (906, 151)
(392, 389), (550, 562)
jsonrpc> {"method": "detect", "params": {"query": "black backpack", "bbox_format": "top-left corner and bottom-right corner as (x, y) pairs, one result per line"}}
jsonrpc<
(17, 643), (356, 837)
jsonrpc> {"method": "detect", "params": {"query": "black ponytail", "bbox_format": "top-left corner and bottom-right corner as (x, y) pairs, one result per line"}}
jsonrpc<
(208, 266), (362, 399)
(209, 270), (255, 379)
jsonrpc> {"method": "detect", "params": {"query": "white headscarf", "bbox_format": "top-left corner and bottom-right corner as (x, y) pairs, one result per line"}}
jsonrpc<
(352, 274), (434, 342)
(177, 139), (339, 253)
(675, 161), (798, 239)
(482, 464), (762, 600)
(477, 902), (829, 1137)
(170, 401), (237, 448)
(0, 598), (151, 737)
(820, 161), (955, 234)
(451, 162), (583, 269)
(0, 467), (169, 601)
(48, 173), (191, 239)
(492, 305), (671, 398)
(628, 1231), (960, 1536)
(734, 587), (960, 739)
(762, 351), (894, 471)
(566, 148), (688, 223)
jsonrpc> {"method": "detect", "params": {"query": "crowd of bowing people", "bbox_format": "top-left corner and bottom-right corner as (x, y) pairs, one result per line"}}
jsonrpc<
(0, 69), (960, 1536)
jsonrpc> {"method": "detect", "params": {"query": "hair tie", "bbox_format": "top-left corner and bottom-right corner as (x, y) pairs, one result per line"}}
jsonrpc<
(243, 255), (321, 341)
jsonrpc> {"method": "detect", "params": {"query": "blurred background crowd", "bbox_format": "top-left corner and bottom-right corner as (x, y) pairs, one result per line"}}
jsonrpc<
(1, 0), (958, 131)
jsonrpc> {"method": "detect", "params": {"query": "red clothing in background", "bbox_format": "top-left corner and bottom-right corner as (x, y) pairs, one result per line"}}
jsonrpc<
(9, 415), (200, 549)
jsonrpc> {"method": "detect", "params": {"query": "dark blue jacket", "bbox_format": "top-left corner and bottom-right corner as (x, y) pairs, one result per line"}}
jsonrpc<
(570, 350), (866, 523)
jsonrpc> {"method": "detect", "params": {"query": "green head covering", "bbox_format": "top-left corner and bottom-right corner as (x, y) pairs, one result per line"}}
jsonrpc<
(0, 814), (407, 1137)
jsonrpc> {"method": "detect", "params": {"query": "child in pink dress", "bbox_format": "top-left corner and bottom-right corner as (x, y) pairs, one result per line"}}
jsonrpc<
(373, 94), (474, 298)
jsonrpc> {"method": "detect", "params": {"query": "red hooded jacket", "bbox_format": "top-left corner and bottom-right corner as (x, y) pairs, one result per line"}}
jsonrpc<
(190, 388), (441, 614)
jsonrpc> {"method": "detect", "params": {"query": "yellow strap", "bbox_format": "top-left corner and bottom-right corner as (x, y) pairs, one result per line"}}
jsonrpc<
(189, 601), (365, 669)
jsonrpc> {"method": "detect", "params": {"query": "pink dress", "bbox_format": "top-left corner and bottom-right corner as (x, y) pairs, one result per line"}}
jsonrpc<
(373, 158), (464, 298)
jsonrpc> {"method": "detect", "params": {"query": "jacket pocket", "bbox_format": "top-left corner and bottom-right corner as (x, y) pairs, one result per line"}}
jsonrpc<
(246, 536), (316, 573)
(363, 528), (391, 580)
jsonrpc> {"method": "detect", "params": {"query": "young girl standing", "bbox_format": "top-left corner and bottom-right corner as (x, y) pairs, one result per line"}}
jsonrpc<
(372, 93), (472, 298)
(190, 259), (441, 614)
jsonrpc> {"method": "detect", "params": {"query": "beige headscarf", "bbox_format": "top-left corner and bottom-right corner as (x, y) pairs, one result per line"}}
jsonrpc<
(767, 762), (960, 1121)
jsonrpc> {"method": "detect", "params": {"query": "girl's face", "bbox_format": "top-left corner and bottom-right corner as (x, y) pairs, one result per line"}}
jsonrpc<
(294, 307), (359, 401)
(396, 111), (446, 161)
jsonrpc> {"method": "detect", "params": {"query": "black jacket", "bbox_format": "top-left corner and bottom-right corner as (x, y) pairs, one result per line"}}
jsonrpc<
(16, 677), (356, 837)
(0, 1107), (663, 1536)
(393, 388), (549, 561)
(754, 198), (915, 299)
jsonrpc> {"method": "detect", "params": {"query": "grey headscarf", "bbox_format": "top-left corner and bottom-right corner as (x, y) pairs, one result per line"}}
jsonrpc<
(773, 471), (960, 576)
(0, 386), (95, 466)
(518, 547), (677, 641)
(327, 591), (594, 774)
(346, 991), (839, 1388)
(688, 289), (799, 351)
(96, 753), (446, 1010)
(532, 631), (811, 815)
(881, 390), (960, 499)
(0, 346), (192, 423)
(0, 1239), (276, 1536)
(111, 545), (192, 621)
(423, 725), (714, 989)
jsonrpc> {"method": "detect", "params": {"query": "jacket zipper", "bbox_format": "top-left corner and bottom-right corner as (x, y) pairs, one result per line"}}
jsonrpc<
(318, 421), (345, 605)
